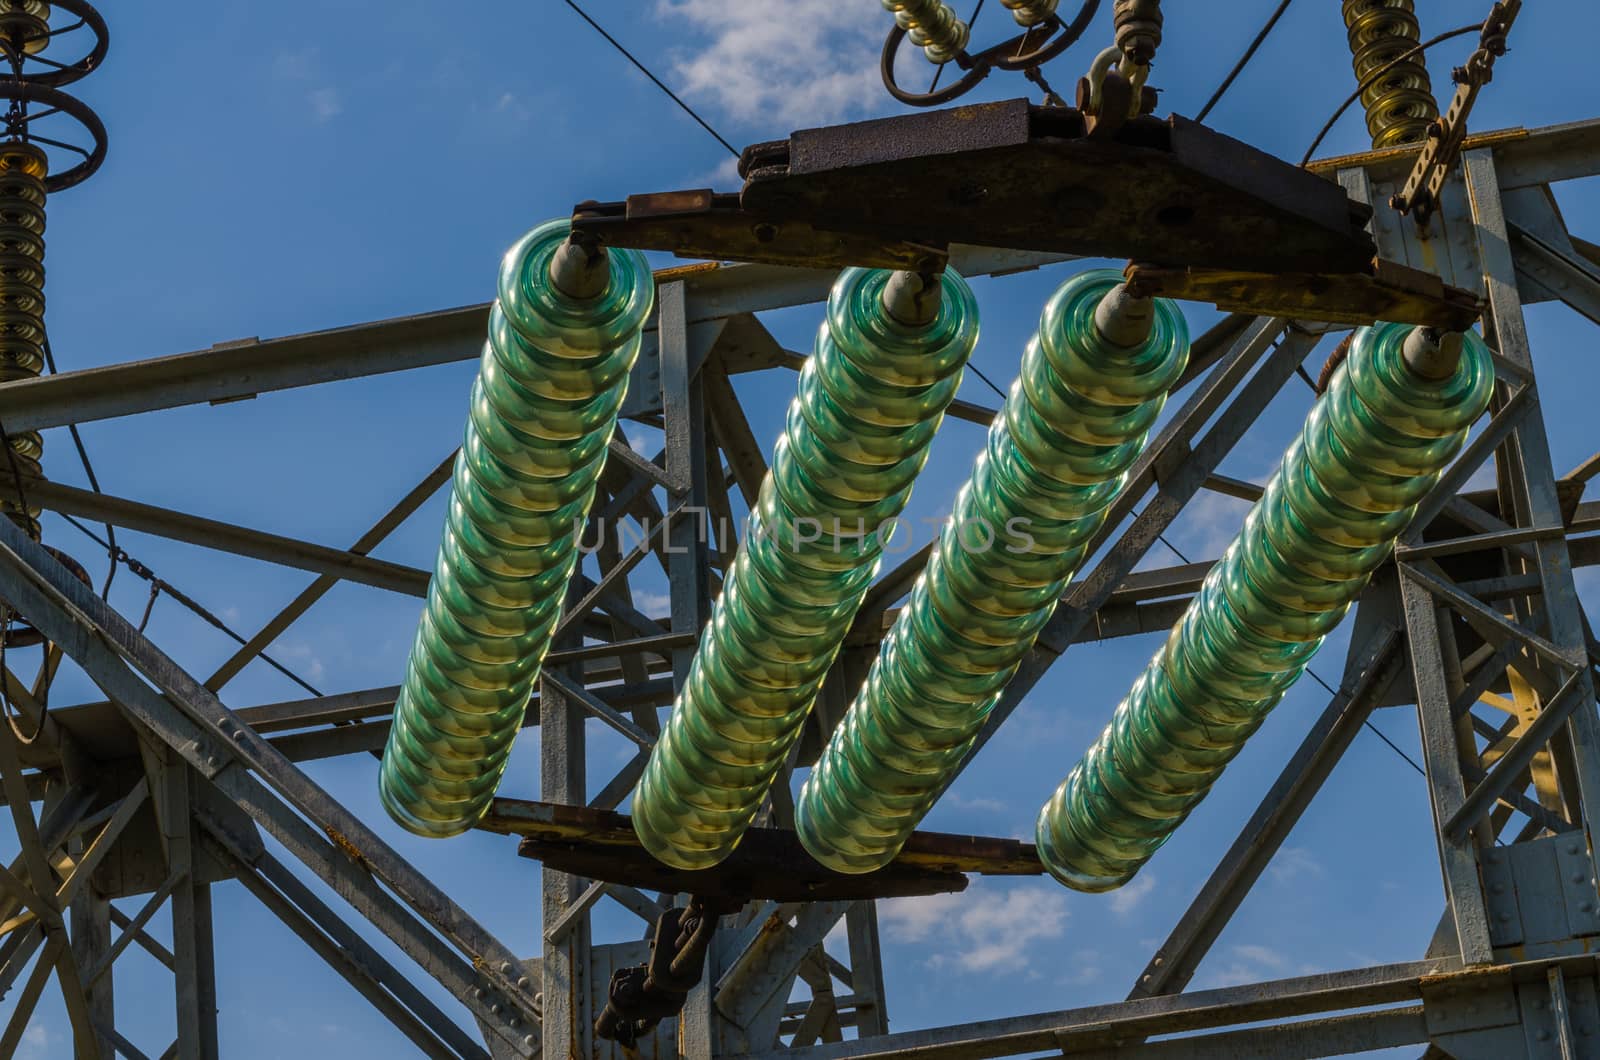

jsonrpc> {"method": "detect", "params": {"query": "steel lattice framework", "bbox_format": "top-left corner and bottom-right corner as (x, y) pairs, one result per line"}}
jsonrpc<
(3, 26), (1600, 1060)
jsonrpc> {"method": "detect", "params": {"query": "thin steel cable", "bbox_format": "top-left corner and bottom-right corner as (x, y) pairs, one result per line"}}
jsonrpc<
(1301, 22), (1484, 166)
(559, 0), (740, 159)
(1194, 0), (1294, 123)
(57, 513), (324, 697)
(42, 336), (117, 598)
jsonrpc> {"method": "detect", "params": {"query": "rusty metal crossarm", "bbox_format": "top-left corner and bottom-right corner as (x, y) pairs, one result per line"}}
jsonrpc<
(481, 798), (1041, 904)
(573, 99), (1481, 327)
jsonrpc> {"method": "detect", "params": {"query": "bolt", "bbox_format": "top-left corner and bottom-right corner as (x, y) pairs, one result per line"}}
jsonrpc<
(204, 754), (222, 770)
(490, 1003), (503, 1016)
(523, 1035), (536, 1050)
(1570, 845), (1583, 856)
(473, 987), (486, 1000)
(517, 976), (532, 991)
(500, 961), (513, 975)
(1576, 875), (1587, 884)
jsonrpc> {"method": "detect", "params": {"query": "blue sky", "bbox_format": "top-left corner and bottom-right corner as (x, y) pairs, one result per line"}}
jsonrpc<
(8, 1), (1600, 1055)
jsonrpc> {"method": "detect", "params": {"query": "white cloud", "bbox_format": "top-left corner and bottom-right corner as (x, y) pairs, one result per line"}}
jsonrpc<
(656, 0), (886, 131)
(19, 1024), (54, 1059)
(273, 48), (342, 124)
(1108, 872), (1156, 916)
(943, 792), (1009, 814)
(1268, 846), (1326, 884)
(1196, 943), (1289, 989)
(879, 884), (1069, 972)
(633, 591), (673, 615)
(309, 88), (343, 123)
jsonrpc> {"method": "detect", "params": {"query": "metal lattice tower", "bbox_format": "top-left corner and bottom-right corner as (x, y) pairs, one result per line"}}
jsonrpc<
(3, 3), (1600, 1058)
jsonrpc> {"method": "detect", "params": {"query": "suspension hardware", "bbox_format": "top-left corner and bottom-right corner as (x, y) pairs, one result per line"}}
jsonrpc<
(594, 895), (744, 1047)
(574, 99), (1480, 328)
(879, 0), (1099, 107)
(1389, 0), (1521, 224)
(1077, 0), (1161, 134)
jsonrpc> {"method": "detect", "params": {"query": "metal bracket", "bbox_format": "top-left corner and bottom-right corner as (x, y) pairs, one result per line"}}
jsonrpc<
(572, 99), (1487, 327)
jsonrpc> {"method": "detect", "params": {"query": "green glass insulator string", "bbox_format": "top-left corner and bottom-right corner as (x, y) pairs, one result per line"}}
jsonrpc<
(1036, 322), (1493, 892)
(380, 219), (654, 838)
(631, 267), (980, 871)
(795, 269), (1190, 874)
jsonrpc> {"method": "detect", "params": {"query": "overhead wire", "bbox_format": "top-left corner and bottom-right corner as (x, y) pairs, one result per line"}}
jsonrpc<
(1301, 21), (1485, 165)
(41, 335), (117, 598)
(558, 0), (740, 159)
(56, 512), (324, 697)
(1194, 0), (1294, 123)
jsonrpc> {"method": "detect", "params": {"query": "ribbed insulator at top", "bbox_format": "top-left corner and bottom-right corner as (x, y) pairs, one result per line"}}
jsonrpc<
(883, 0), (971, 63)
(0, 142), (46, 538)
(1342, 0), (1439, 148)
(1035, 323), (1492, 892)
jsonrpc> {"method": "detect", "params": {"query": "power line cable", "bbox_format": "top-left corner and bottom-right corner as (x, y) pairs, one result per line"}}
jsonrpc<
(57, 512), (323, 697)
(1195, 0), (1294, 123)
(41, 336), (117, 598)
(1301, 21), (1484, 165)
(559, 0), (740, 159)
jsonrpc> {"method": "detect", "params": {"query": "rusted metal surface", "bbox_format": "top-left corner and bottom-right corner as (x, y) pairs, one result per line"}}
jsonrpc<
(574, 99), (1379, 278)
(1124, 257), (1483, 328)
(483, 798), (1041, 902)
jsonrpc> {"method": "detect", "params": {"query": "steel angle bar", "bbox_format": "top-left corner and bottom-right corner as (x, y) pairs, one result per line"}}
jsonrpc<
(764, 959), (1451, 1060)
(1132, 626), (1404, 1000)
(206, 836), (488, 1060)
(1446, 668), (1588, 840)
(108, 906), (174, 969)
(0, 248), (1073, 434)
(1056, 1006), (1429, 1060)
(541, 672), (654, 748)
(4, 477), (430, 597)
(1510, 221), (1600, 326)
(55, 780), (147, 908)
(1400, 561), (1585, 673)
(1401, 384), (1534, 543)
(0, 934), (63, 1058)
(85, 872), (179, 987)
(1465, 144), (1600, 873)
(1400, 574), (1495, 965)
(0, 519), (542, 1056)
(716, 901), (854, 1033)
(206, 451), (456, 691)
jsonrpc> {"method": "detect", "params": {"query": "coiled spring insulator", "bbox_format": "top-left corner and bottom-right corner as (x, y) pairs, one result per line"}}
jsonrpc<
(795, 270), (1189, 874)
(631, 268), (979, 871)
(1342, 0), (1439, 148)
(1035, 323), (1492, 892)
(379, 219), (654, 838)
(0, 141), (46, 537)
(1001, 0), (1059, 27)
(1113, 0), (1162, 64)
(883, 0), (970, 64)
